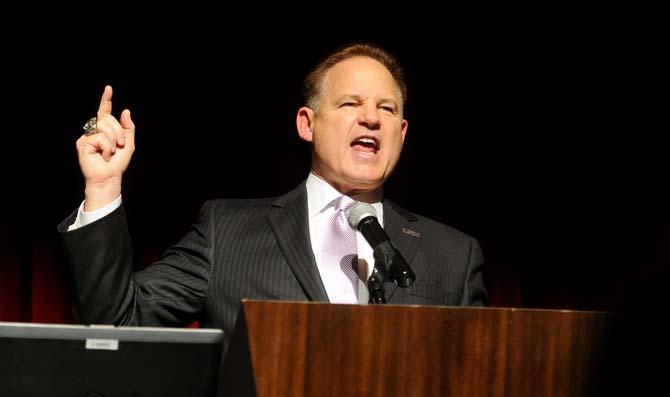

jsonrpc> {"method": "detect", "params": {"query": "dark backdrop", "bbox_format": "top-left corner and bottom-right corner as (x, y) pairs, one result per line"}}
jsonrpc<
(1, 20), (666, 325)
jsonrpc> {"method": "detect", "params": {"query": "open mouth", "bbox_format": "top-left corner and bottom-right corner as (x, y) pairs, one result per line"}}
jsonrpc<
(351, 136), (380, 154)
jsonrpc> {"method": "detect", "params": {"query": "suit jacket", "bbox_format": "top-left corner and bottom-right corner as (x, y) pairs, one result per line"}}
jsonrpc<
(59, 183), (486, 347)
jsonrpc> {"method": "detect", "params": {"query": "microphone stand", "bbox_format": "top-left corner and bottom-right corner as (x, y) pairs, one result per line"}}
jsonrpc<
(367, 273), (386, 304)
(368, 246), (393, 304)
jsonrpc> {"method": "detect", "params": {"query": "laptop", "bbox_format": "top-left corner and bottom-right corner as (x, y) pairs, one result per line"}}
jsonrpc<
(0, 321), (224, 397)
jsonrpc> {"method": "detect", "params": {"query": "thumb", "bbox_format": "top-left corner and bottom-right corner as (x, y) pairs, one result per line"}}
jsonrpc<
(120, 109), (135, 146)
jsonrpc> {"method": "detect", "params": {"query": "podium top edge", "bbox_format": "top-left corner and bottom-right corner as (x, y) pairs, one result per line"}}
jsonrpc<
(241, 299), (615, 315)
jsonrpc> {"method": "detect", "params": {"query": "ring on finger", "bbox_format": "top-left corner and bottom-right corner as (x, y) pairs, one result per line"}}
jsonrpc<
(83, 116), (101, 136)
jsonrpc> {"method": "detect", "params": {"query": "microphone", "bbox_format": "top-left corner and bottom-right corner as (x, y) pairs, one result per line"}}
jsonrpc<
(348, 203), (416, 288)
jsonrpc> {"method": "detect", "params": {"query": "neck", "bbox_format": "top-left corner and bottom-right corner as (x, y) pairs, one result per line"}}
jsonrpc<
(310, 171), (383, 203)
(350, 188), (383, 204)
(330, 181), (384, 204)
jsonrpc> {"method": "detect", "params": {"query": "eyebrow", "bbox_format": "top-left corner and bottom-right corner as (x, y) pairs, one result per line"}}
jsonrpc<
(335, 94), (363, 103)
(335, 94), (399, 107)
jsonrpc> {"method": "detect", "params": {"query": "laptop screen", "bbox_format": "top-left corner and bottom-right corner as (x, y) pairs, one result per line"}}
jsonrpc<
(0, 322), (224, 397)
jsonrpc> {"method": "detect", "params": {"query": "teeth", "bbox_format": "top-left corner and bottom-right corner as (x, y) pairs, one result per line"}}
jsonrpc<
(358, 138), (375, 144)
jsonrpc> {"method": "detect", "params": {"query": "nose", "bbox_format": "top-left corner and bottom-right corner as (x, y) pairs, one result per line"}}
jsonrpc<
(357, 103), (381, 130)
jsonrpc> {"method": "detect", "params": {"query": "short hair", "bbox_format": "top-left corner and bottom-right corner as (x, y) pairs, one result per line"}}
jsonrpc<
(303, 43), (407, 112)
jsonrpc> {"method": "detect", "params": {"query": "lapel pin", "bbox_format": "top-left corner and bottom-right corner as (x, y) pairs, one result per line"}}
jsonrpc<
(402, 228), (421, 238)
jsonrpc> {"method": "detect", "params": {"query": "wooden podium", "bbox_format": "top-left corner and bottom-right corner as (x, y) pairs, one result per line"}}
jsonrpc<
(218, 300), (612, 396)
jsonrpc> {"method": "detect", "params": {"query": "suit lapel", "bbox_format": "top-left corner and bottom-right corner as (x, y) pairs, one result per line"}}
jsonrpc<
(382, 199), (422, 303)
(266, 184), (329, 302)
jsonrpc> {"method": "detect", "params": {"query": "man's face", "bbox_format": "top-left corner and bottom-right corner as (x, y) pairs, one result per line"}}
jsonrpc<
(305, 56), (408, 194)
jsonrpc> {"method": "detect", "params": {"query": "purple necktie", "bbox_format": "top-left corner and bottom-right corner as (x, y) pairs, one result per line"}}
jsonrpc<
(320, 195), (359, 303)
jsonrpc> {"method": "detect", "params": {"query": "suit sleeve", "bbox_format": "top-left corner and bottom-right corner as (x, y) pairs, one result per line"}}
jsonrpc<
(58, 202), (214, 326)
(460, 237), (488, 306)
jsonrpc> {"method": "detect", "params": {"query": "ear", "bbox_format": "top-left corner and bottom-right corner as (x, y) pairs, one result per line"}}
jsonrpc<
(400, 119), (408, 143)
(296, 107), (315, 142)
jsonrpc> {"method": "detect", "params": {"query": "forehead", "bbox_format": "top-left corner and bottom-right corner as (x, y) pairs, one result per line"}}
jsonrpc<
(323, 56), (400, 100)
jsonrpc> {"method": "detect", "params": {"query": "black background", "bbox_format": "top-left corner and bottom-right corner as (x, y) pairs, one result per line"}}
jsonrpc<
(4, 15), (666, 311)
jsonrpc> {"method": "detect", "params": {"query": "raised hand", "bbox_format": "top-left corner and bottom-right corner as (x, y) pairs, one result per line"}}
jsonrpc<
(75, 86), (136, 211)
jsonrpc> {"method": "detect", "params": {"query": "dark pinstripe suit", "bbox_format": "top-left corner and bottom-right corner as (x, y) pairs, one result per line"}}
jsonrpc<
(59, 183), (486, 346)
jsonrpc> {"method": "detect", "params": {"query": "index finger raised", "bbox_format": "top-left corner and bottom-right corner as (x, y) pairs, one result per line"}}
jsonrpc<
(97, 85), (114, 118)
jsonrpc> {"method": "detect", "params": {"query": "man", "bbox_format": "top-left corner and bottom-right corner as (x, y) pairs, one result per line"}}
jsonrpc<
(59, 43), (486, 342)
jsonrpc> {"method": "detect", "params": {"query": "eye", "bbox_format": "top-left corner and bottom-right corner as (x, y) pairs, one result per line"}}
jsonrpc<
(380, 105), (396, 113)
(340, 102), (357, 108)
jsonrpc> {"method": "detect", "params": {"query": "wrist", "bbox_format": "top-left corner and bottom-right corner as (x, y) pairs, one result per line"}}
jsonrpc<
(84, 178), (122, 212)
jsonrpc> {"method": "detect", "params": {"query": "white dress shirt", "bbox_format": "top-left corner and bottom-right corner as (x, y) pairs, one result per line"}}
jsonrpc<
(305, 172), (383, 304)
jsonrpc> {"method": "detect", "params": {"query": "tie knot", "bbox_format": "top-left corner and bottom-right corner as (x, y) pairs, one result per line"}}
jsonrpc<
(334, 195), (356, 213)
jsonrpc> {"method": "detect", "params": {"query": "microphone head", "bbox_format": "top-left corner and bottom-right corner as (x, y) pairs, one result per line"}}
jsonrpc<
(348, 203), (378, 229)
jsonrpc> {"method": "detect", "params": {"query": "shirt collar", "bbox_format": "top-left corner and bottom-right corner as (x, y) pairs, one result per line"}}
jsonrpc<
(306, 172), (344, 218)
(306, 172), (384, 222)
